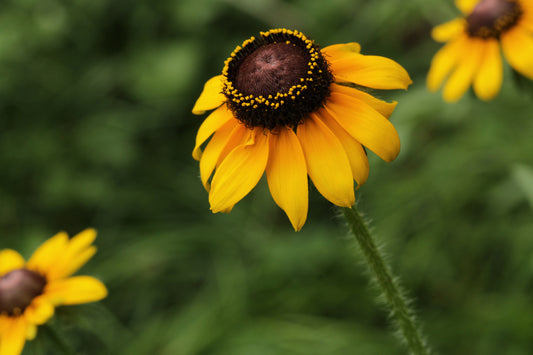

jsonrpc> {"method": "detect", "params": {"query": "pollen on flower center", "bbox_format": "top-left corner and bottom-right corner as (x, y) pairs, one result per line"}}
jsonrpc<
(223, 29), (333, 130)
(0, 268), (46, 315)
(466, 0), (522, 38)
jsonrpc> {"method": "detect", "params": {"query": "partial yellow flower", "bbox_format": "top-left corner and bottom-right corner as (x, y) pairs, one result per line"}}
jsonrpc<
(192, 29), (411, 231)
(0, 229), (107, 355)
(428, 0), (533, 102)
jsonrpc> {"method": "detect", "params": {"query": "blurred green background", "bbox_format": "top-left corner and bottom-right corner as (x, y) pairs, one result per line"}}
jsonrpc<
(2, 0), (533, 354)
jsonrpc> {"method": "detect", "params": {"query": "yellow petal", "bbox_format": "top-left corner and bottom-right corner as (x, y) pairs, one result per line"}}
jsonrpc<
(0, 250), (25, 277)
(297, 113), (354, 207)
(192, 105), (234, 161)
(455, 0), (480, 14)
(442, 37), (484, 102)
(23, 296), (55, 325)
(316, 108), (369, 187)
(325, 92), (400, 163)
(473, 39), (502, 101)
(0, 316), (27, 355)
(518, 3), (533, 32)
(200, 120), (243, 190)
(321, 42), (361, 60)
(330, 83), (397, 119)
(45, 276), (107, 306)
(46, 229), (97, 280)
(330, 53), (412, 90)
(266, 127), (308, 231)
(209, 128), (269, 213)
(427, 34), (469, 92)
(26, 232), (68, 275)
(431, 18), (466, 42)
(25, 324), (37, 341)
(192, 75), (226, 115)
(501, 26), (533, 79)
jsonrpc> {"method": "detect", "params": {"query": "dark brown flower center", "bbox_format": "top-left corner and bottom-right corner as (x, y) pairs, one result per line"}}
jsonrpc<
(0, 268), (46, 316)
(466, 0), (522, 38)
(223, 29), (333, 130)
(234, 43), (308, 97)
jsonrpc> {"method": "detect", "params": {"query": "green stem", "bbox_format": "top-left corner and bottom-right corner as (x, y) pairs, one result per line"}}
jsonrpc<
(341, 206), (431, 355)
(41, 324), (79, 355)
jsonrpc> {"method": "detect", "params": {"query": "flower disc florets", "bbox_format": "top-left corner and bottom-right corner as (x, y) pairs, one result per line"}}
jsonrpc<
(222, 29), (334, 130)
(466, 0), (522, 38)
(0, 268), (46, 315)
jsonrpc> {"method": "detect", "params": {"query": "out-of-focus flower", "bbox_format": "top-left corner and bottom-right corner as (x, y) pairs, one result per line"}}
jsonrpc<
(192, 29), (411, 231)
(428, 0), (533, 102)
(0, 229), (107, 355)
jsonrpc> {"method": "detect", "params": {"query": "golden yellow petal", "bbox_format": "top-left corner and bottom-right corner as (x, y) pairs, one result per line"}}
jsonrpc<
(518, 1), (533, 32)
(442, 37), (484, 102)
(26, 232), (68, 275)
(330, 53), (412, 90)
(455, 0), (480, 14)
(316, 108), (369, 187)
(427, 34), (469, 92)
(23, 296), (55, 325)
(25, 324), (37, 341)
(297, 113), (355, 207)
(321, 42), (361, 61)
(192, 105), (235, 161)
(473, 39), (502, 101)
(431, 18), (466, 42)
(330, 83), (397, 119)
(0, 316), (27, 355)
(266, 127), (308, 231)
(0, 250), (25, 277)
(199, 119), (241, 191)
(45, 276), (108, 306)
(501, 26), (533, 79)
(192, 75), (226, 115)
(209, 128), (269, 213)
(325, 92), (400, 163)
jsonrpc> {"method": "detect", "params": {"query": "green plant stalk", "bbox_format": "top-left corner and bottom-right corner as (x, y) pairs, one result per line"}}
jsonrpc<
(41, 324), (79, 355)
(341, 206), (430, 355)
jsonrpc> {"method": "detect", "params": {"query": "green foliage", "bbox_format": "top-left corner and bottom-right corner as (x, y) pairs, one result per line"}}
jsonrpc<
(2, 0), (533, 354)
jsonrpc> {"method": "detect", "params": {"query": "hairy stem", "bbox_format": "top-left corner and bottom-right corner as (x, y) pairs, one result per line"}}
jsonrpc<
(341, 206), (431, 355)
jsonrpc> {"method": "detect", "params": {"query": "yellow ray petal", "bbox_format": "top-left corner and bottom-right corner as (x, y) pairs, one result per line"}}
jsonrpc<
(431, 18), (466, 42)
(209, 128), (269, 213)
(427, 34), (469, 92)
(192, 105), (234, 160)
(26, 232), (68, 275)
(0, 316), (27, 355)
(331, 83), (397, 119)
(442, 37), (484, 102)
(45, 276), (107, 306)
(455, 0), (480, 14)
(330, 53), (412, 90)
(325, 92), (400, 163)
(501, 26), (533, 79)
(23, 296), (55, 325)
(316, 108), (369, 187)
(473, 39), (502, 101)
(321, 42), (361, 61)
(200, 119), (241, 191)
(46, 229), (97, 280)
(266, 127), (308, 231)
(518, 2), (533, 32)
(192, 75), (226, 115)
(297, 113), (354, 207)
(0, 250), (25, 276)
(26, 324), (37, 341)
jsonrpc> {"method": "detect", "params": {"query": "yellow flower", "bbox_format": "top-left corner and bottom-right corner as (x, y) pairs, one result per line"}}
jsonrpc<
(0, 229), (107, 355)
(192, 29), (411, 231)
(428, 0), (533, 102)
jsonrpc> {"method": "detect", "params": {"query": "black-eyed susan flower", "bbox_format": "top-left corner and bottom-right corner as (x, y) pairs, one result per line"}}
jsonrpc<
(428, 0), (533, 102)
(0, 229), (107, 355)
(192, 29), (411, 231)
